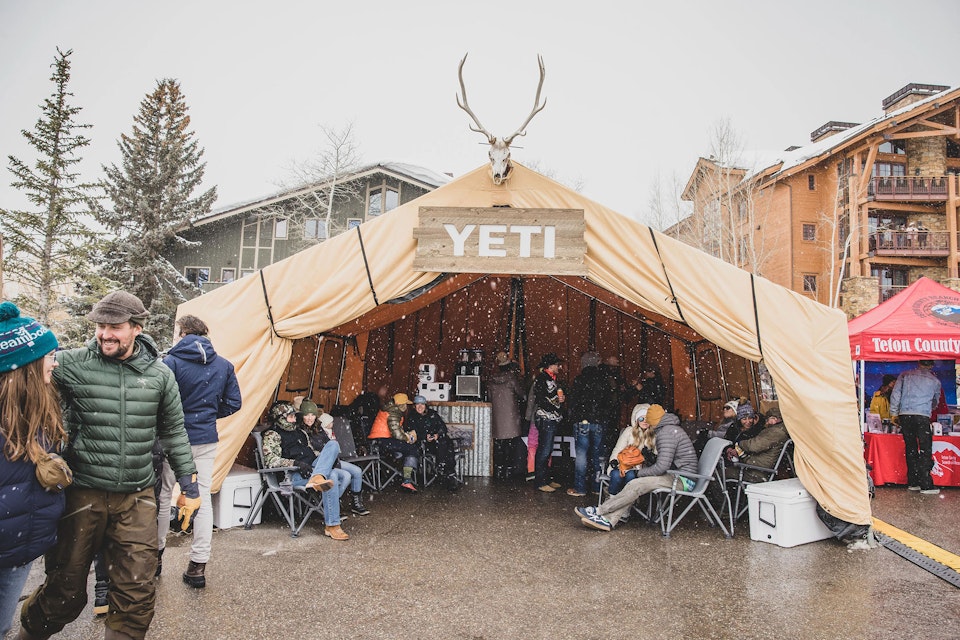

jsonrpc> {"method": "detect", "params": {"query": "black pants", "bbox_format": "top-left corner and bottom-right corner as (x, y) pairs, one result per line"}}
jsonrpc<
(424, 436), (456, 477)
(493, 437), (524, 478)
(900, 414), (934, 489)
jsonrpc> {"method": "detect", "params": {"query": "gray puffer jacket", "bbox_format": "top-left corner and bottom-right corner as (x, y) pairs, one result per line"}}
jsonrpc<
(636, 413), (698, 478)
(55, 334), (196, 493)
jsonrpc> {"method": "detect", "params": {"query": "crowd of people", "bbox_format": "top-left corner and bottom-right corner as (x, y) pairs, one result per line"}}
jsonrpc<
(10, 288), (898, 637)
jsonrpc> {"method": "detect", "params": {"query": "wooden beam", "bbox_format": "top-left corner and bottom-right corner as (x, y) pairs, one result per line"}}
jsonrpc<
(330, 273), (484, 336)
(886, 128), (960, 140)
(858, 145), (879, 194)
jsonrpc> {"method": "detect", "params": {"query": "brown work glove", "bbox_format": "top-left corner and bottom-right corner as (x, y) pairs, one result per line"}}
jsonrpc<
(177, 473), (201, 532)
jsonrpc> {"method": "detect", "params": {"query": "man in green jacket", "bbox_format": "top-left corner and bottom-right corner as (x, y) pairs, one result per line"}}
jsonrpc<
(19, 292), (199, 640)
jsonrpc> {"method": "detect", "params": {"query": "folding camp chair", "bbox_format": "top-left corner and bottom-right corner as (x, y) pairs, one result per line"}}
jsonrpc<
(728, 438), (794, 521)
(332, 417), (384, 492)
(244, 431), (325, 537)
(365, 439), (403, 490)
(651, 437), (733, 538)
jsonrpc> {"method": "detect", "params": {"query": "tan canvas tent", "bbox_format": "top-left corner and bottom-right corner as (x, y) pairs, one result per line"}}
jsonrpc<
(178, 163), (871, 526)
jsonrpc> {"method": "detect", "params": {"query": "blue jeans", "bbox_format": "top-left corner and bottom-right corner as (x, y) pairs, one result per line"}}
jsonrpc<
(607, 467), (638, 495)
(291, 441), (348, 525)
(0, 561), (33, 637)
(573, 422), (605, 494)
(339, 460), (363, 493)
(534, 416), (560, 487)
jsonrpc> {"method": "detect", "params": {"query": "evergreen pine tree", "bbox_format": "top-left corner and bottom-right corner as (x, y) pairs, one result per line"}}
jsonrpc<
(0, 48), (98, 332)
(95, 78), (216, 346)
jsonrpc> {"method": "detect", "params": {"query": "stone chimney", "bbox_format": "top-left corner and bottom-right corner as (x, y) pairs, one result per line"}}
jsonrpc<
(882, 83), (949, 113)
(810, 121), (860, 143)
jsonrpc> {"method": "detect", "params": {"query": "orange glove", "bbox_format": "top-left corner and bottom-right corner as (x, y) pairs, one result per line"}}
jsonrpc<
(176, 473), (201, 532)
(177, 494), (201, 532)
(891, 415), (900, 425)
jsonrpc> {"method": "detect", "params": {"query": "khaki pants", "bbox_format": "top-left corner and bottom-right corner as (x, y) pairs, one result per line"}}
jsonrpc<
(21, 487), (159, 640)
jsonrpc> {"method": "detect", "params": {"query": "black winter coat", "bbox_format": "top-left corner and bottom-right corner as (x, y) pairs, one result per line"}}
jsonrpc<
(570, 366), (616, 426)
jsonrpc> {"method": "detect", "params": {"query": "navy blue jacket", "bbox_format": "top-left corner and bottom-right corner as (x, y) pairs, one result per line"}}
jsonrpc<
(163, 335), (242, 446)
(0, 436), (66, 568)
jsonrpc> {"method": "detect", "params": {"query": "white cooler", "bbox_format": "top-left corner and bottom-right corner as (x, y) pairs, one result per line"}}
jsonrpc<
(744, 478), (834, 547)
(212, 463), (261, 529)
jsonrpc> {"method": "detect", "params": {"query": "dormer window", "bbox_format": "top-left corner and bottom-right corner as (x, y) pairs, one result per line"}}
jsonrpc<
(367, 186), (399, 217)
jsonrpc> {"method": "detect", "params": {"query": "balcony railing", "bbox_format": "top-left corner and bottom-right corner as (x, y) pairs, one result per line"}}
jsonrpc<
(867, 175), (956, 201)
(869, 230), (950, 256)
(880, 284), (908, 302)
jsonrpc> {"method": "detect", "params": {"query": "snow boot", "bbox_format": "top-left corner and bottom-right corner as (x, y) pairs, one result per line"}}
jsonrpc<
(350, 491), (370, 516)
(182, 561), (206, 589)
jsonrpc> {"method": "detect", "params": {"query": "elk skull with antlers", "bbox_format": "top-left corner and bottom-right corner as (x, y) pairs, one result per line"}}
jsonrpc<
(457, 54), (547, 185)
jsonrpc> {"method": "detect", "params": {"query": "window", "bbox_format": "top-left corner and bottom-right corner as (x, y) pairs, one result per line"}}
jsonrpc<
(872, 162), (906, 177)
(241, 269), (255, 278)
(802, 275), (817, 293)
(802, 223), (816, 242)
(184, 267), (210, 287)
(367, 186), (399, 217)
(304, 218), (328, 240)
(737, 200), (747, 221)
(808, 174), (816, 190)
(871, 266), (909, 301)
(274, 217), (288, 239)
(878, 141), (905, 154)
(221, 268), (236, 283)
(347, 218), (362, 230)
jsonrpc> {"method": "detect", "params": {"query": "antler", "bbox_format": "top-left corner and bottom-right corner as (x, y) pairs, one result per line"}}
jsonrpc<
(503, 55), (547, 145)
(456, 54), (496, 144)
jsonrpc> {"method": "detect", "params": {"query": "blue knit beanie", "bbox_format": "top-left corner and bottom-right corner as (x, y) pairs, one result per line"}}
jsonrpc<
(0, 301), (59, 372)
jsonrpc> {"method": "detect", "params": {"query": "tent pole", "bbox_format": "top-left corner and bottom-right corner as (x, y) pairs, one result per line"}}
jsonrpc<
(859, 360), (866, 431)
(307, 335), (322, 399)
(716, 344), (727, 402)
(690, 343), (701, 420)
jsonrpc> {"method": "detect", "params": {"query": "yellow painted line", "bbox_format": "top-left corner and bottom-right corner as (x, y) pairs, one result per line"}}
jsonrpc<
(873, 517), (960, 572)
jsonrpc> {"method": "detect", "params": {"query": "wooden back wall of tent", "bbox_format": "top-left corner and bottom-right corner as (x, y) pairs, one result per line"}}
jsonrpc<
(272, 275), (759, 425)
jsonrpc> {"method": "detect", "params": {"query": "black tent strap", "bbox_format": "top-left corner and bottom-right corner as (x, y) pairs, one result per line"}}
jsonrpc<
(355, 225), (380, 307)
(648, 227), (687, 325)
(750, 274), (764, 360)
(259, 270), (280, 341)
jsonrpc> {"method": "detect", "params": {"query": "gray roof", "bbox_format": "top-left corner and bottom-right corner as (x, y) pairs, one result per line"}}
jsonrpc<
(191, 161), (451, 227)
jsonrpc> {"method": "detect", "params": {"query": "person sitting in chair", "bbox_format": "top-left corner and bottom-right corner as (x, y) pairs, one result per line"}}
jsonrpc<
(724, 402), (763, 444)
(261, 401), (350, 540)
(406, 395), (461, 492)
(300, 400), (370, 516)
(368, 392), (421, 493)
(605, 403), (652, 496)
(575, 404), (698, 532)
(725, 407), (790, 483)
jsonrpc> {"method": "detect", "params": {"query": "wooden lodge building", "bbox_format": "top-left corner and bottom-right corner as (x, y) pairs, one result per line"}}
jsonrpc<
(165, 162), (450, 293)
(678, 82), (960, 318)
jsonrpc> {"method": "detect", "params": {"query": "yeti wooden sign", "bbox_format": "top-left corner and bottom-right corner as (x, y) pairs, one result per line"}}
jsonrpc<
(413, 207), (586, 275)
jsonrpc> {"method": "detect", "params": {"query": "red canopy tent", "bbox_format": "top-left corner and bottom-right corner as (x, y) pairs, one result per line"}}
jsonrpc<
(848, 276), (960, 362)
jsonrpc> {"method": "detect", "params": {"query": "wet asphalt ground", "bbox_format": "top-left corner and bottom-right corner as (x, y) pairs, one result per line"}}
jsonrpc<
(9, 477), (960, 640)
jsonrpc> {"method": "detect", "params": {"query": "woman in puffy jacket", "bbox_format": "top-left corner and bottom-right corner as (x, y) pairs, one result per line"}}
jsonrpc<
(606, 404), (654, 495)
(0, 302), (64, 637)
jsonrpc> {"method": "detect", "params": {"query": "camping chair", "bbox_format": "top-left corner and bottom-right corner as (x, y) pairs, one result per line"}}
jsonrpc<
(332, 417), (383, 492)
(728, 439), (794, 521)
(420, 441), (440, 488)
(650, 437), (733, 538)
(244, 431), (325, 537)
(420, 435), (468, 487)
(365, 439), (403, 490)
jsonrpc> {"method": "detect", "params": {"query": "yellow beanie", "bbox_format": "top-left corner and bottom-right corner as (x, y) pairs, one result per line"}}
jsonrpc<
(645, 404), (666, 426)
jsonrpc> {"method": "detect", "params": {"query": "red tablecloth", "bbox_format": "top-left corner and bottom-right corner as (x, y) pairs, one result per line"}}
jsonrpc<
(863, 432), (960, 486)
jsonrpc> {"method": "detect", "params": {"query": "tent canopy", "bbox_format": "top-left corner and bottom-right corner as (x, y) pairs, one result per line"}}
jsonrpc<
(849, 276), (960, 362)
(178, 163), (871, 525)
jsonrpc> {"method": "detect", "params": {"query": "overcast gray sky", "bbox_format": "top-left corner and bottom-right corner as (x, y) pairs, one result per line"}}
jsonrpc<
(1, 0), (957, 221)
